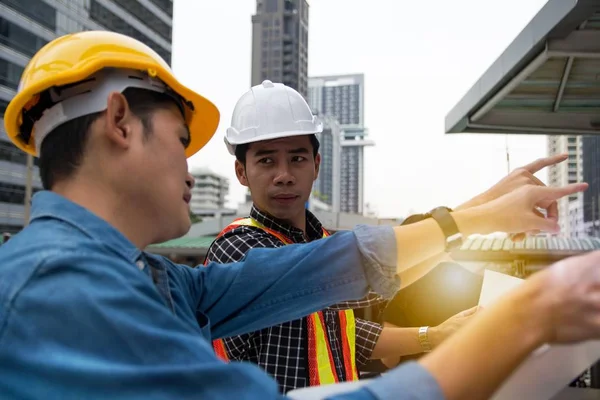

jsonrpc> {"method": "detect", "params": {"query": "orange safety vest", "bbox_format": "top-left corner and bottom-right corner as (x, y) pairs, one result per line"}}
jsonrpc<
(204, 217), (359, 385)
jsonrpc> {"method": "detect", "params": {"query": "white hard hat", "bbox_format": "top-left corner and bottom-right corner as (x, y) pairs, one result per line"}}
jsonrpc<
(225, 80), (323, 155)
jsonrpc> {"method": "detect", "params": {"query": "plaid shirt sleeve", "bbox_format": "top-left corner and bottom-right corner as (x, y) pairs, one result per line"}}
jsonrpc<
(354, 317), (383, 366)
(205, 227), (286, 361)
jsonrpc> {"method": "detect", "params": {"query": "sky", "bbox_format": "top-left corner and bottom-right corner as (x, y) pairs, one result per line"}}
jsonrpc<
(172, 0), (550, 218)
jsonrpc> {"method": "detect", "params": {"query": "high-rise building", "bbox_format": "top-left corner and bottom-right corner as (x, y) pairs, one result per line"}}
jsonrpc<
(582, 136), (600, 238)
(251, 0), (309, 97)
(312, 114), (341, 212)
(308, 74), (374, 214)
(547, 135), (584, 237)
(189, 167), (231, 217)
(0, 0), (173, 233)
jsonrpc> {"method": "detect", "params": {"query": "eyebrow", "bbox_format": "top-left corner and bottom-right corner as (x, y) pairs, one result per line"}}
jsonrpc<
(253, 147), (309, 157)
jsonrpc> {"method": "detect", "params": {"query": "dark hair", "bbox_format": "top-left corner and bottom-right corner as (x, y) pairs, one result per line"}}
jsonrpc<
(235, 134), (320, 164)
(39, 88), (179, 190)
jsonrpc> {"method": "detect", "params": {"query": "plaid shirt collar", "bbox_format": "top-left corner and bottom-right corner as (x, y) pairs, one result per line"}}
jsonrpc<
(250, 205), (325, 243)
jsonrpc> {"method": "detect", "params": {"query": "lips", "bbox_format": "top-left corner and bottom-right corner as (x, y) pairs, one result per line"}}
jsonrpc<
(272, 194), (299, 205)
(183, 193), (191, 204)
(273, 194), (299, 200)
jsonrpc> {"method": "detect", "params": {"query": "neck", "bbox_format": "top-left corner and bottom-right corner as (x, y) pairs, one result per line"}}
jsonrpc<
(255, 205), (306, 233)
(292, 213), (306, 233)
(53, 178), (155, 249)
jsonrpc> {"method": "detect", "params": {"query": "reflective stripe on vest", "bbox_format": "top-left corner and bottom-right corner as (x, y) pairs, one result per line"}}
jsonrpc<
(205, 217), (358, 385)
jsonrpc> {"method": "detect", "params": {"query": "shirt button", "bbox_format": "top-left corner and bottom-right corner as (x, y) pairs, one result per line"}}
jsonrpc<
(136, 261), (145, 270)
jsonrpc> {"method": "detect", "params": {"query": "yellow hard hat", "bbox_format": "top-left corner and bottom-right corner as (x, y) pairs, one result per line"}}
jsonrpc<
(3, 30), (220, 158)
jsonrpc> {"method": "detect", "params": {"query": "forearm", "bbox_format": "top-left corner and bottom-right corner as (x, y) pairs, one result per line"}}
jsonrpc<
(370, 326), (421, 359)
(202, 228), (399, 338)
(418, 281), (547, 400)
(393, 207), (485, 274)
(378, 322), (402, 369)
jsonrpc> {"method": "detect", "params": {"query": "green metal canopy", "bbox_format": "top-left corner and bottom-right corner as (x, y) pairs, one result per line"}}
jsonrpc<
(446, 0), (600, 135)
(146, 236), (217, 256)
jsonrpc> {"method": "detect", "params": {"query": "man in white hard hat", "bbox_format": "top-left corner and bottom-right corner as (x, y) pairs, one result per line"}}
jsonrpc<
(1, 31), (598, 400)
(206, 80), (577, 391)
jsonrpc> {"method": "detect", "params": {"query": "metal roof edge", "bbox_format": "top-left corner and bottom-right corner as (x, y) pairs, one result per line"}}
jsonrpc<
(444, 0), (596, 134)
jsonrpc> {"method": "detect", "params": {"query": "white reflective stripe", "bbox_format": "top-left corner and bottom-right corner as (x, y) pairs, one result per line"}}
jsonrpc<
(34, 68), (168, 154)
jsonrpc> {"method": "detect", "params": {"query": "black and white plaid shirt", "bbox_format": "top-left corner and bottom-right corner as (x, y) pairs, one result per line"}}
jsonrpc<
(206, 206), (385, 393)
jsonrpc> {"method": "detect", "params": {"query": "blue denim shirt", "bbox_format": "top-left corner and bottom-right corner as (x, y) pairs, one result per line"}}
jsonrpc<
(0, 191), (444, 400)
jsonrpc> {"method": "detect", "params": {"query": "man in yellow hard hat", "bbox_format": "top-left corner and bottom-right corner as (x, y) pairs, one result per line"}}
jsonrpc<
(0, 30), (599, 400)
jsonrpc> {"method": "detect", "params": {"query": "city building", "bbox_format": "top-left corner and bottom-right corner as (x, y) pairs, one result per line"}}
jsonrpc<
(189, 167), (233, 218)
(311, 114), (341, 212)
(0, 0), (173, 233)
(583, 136), (600, 238)
(308, 73), (374, 214)
(250, 0), (309, 97)
(547, 135), (584, 237)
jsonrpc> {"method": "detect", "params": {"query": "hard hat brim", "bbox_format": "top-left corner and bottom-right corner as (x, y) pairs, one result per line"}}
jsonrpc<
(224, 127), (323, 156)
(5, 56), (220, 159)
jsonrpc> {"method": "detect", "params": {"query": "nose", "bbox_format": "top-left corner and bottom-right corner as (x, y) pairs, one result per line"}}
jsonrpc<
(185, 173), (194, 189)
(273, 164), (295, 186)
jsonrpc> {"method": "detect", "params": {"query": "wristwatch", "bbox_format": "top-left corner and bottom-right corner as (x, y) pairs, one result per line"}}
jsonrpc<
(429, 206), (463, 252)
(418, 326), (432, 352)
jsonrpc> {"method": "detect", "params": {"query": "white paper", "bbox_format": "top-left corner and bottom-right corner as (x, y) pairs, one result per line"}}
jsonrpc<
(479, 270), (600, 400)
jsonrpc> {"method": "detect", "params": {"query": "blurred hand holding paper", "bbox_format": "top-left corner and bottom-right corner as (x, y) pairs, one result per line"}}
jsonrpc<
(479, 270), (600, 400)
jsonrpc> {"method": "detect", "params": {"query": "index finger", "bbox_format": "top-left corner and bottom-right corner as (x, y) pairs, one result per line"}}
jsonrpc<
(523, 153), (568, 174)
(538, 182), (588, 202)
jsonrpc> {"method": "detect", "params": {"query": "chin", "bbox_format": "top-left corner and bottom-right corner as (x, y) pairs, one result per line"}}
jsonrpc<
(272, 211), (298, 223)
(162, 218), (192, 243)
(178, 218), (192, 236)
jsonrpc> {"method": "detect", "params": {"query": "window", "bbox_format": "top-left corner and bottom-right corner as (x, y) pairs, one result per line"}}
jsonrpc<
(0, 139), (39, 166)
(114, 0), (171, 41)
(568, 137), (577, 143)
(89, 0), (171, 65)
(0, 17), (48, 57)
(0, 223), (22, 234)
(0, 98), (8, 116)
(0, 0), (55, 30)
(0, 181), (41, 205)
(0, 59), (24, 90)
(284, 0), (295, 12)
(266, 0), (278, 12)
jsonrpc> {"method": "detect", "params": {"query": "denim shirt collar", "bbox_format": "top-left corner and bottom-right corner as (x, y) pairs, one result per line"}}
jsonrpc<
(30, 191), (142, 263)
